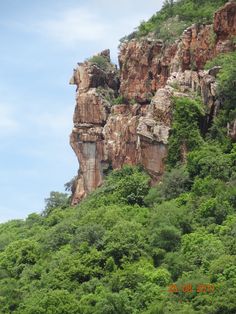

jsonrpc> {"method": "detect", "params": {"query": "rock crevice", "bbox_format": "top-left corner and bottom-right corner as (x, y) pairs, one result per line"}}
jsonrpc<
(70, 2), (236, 205)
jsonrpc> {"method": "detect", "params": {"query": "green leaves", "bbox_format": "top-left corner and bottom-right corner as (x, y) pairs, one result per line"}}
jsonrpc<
(87, 55), (110, 71)
(105, 165), (150, 206)
(187, 144), (234, 180)
(0, 239), (40, 278)
(135, 0), (227, 40)
(167, 97), (204, 167)
(43, 191), (70, 217)
(0, 159), (235, 313)
(181, 232), (225, 270)
(16, 289), (80, 314)
(103, 221), (146, 264)
(145, 165), (192, 205)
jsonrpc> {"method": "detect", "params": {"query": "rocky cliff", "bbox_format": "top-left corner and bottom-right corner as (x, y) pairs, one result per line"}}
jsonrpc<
(70, 1), (236, 205)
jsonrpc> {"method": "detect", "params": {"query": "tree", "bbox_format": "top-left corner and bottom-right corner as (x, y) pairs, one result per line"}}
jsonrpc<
(167, 97), (204, 167)
(16, 289), (80, 314)
(187, 144), (233, 180)
(0, 239), (39, 278)
(43, 191), (69, 216)
(181, 232), (225, 270)
(144, 165), (192, 205)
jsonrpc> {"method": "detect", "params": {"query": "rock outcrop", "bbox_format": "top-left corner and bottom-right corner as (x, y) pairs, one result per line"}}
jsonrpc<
(70, 2), (236, 205)
(119, 1), (236, 104)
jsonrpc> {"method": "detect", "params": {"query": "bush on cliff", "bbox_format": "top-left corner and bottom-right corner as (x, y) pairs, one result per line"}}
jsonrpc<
(1, 3), (236, 314)
(205, 52), (236, 147)
(167, 97), (204, 167)
(144, 165), (192, 206)
(129, 0), (229, 41)
(43, 191), (70, 217)
(87, 55), (109, 71)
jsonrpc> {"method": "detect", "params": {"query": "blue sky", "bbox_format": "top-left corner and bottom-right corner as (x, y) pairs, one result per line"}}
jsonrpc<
(0, 0), (163, 223)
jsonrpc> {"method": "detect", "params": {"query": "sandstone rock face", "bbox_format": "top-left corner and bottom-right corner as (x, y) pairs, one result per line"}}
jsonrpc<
(214, 1), (236, 40)
(70, 3), (236, 205)
(119, 2), (236, 103)
(119, 39), (175, 103)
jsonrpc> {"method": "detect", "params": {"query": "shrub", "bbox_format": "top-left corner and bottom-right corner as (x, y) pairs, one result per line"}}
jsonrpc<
(104, 165), (150, 206)
(103, 221), (146, 264)
(134, 0), (228, 40)
(187, 144), (233, 180)
(112, 95), (126, 105)
(158, 16), (188, 44)
(167, 97), (204, 167)
(43, 191), (69, 217)
(0, 239), (39, 278)
(71, 223), (105, 249)
(145, 165), (192, 205)
(196, 197), (233, 225)
(181, 232), (225, 270)
(87, 55), (109, 71)
(205, 52), (236, 146)
(191, 176), (225, 197)
(150, 224), (181, 252)
(205, 52), (236, 108)
(16, 289), (80, 314)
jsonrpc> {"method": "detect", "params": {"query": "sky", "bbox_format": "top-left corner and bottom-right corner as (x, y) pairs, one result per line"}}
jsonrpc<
(0, 0), (163, 223)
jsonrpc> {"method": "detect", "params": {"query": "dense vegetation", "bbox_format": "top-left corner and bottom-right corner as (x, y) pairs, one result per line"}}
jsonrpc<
(121, 0), (229, 43)
(0, 66), (236, 312)
(0, 146), (235, 313)
(1, 4), (236, 314)
(87, 55), (109, 71)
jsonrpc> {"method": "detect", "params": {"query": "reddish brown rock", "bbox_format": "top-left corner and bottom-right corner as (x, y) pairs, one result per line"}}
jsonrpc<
(214, 1), (236, 40)
(119, 2), (236, 103)
(70, 3), (236, 205)
(73, 89), (109, 125)
(119, 39), (176, 103)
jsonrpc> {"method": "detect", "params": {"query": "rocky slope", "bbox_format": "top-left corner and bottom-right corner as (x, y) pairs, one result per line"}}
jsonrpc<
(70, 1), (236, 205)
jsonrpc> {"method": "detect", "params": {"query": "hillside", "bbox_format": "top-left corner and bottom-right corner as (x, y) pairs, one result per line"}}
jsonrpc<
(123, 0), (230, 42)
(70, 1), (236, 205)
(0, 1), (236, 313)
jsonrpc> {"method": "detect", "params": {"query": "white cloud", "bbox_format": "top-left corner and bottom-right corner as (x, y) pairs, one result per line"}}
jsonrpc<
(38, 8), (107, 45)
(0, 104), (19, 135)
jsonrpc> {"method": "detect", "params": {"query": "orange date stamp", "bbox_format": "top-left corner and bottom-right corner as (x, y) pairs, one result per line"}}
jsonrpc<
(168, 283), (215, 294)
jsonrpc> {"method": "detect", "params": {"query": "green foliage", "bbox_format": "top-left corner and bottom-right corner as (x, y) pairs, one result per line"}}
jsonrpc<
(205, 52), (236, 145)
(157, 16), (188, 44)
(133, 0), (228, 41)
(181, 232), (225, 270)
(196, 197), (233, 225)
(71, 223), (105, 249)
(112, 95), (126, 105)
(0, 10), (236, 311)
(209, 255), (236, 283)
(16, 289), (80, 314)
(205, 52), (236, 108)
(150, 224), (181, 252)
(167, 97), (204, 167)
(42, 221), (76, 251)
(103, 221), (146, 264)
(0, 159), (235, 312)
(103, 165), (150, 206)
(145, 165), (192, 205)
(187, 144), (234, 180)
(0, 239), (39, 278)
(43, 191), (69, 217)
(87, 55), (109, 71)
